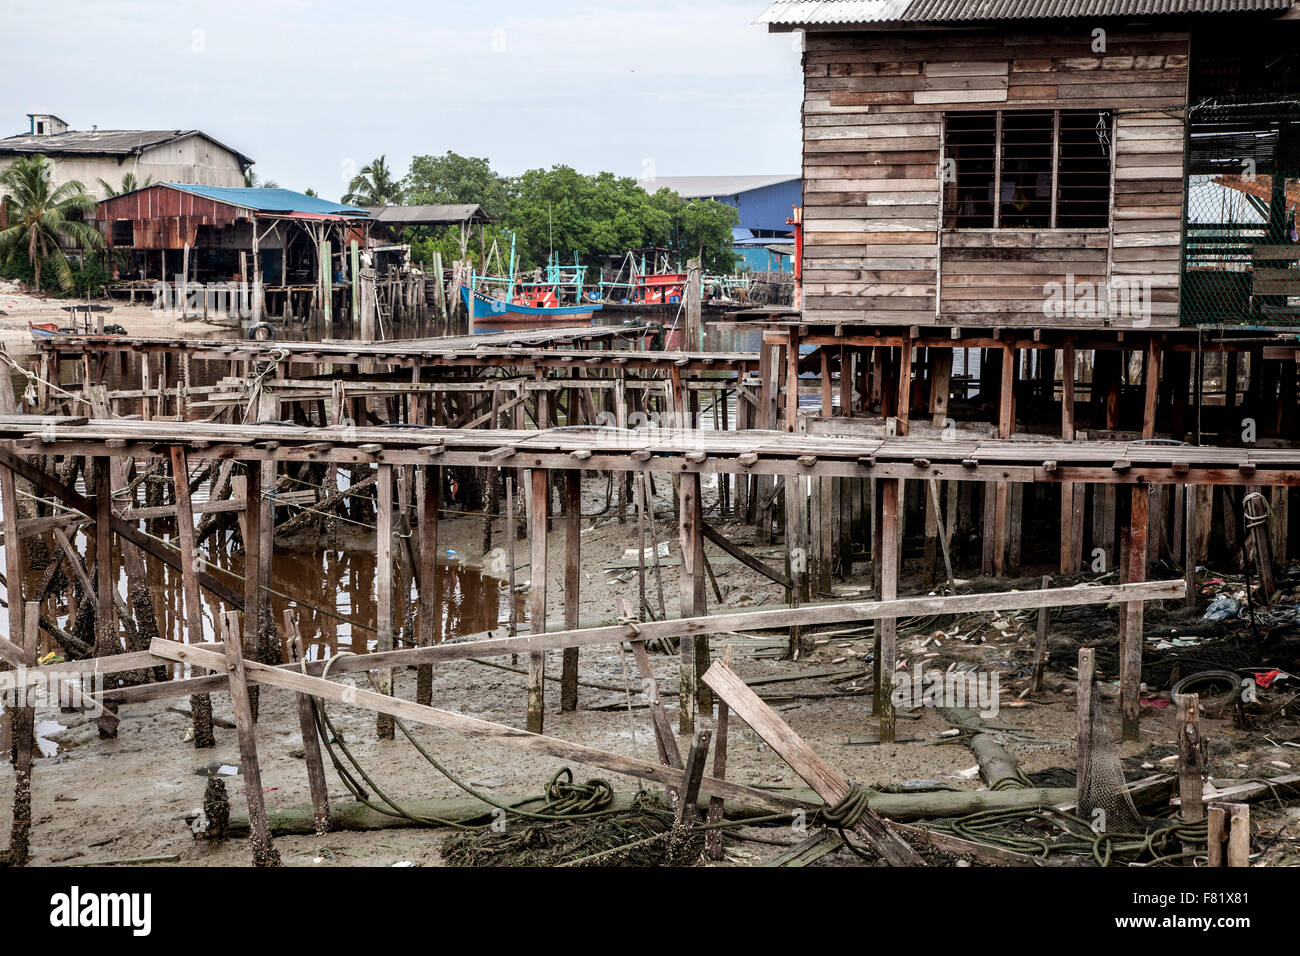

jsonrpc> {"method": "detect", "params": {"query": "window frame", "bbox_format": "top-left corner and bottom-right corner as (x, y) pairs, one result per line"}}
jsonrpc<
(941, 108), (1115, 232)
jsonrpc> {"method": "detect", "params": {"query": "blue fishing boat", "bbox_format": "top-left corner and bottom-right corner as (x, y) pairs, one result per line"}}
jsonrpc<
(464, 233), (603, 326)
(460, 286), (601, 323)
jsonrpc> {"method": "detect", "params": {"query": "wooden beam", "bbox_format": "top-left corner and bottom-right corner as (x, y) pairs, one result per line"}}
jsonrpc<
(701, 659), (924, 866)
(0, 448), (243, 609)
(95, 579), (1187, 708)
(148, 637), (807, 815)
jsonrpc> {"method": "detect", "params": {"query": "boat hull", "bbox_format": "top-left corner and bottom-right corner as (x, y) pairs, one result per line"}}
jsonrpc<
(462, 287), (602, 324)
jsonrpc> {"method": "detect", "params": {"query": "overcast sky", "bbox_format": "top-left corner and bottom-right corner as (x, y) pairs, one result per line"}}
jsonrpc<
(2, 0), (803, 197)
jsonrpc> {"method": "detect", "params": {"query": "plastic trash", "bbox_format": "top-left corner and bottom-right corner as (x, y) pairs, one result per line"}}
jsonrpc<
(1203, 595), (1244, 621)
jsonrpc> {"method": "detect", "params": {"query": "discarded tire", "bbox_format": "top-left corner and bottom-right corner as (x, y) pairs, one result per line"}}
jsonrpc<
(246, 322), (275, 341)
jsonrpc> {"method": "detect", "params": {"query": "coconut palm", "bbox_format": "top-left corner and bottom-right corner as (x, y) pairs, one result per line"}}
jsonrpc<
(243, 169), (280, 189)
(0, 154), (104, 291)
(343, 155), (404, 206)
(96, 171), (152, 198)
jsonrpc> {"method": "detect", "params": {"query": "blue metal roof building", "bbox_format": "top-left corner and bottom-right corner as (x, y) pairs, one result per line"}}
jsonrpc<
(637, 174), (801, 272)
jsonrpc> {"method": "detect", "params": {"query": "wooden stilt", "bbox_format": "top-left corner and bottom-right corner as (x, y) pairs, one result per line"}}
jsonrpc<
(1121, 484), (1149, 742)
(93, 456), (117, 738)
(220, 611), (279, 866)
(561, 469), (581, 712)
(375, 463), (395, 739)
(6, 601), (37, 865)
(417, 460), (439, 706)
(877, 477), (900, 742)
(285, 610), (331, 835)
(170, 445), (215, 748)
(527, 467), (549, 734)
(678, 470), (703, 732)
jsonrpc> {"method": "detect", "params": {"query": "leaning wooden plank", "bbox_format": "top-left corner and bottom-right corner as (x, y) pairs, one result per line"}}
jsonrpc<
(701, 659), (925, 866)
(147, 638), (807, 815)
(0, 448), (242, 609)
(106, 581), (1185, 705)
(219, 613), (278, 866)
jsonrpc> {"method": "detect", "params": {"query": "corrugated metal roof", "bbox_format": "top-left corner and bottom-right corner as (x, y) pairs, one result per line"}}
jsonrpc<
(159, 183), (369, 217)
(638, 174), (801, 198)
(364, 204), (492, 225)
(0, 128), (254, 167)
(757, 0), (1296, 24)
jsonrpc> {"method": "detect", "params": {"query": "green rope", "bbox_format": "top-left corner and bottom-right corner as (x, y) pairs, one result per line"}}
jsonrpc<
(305, 653), (619, 830)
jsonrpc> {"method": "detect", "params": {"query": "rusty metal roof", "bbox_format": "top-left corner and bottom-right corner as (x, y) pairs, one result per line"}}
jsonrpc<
(757, 0), (1296, 25)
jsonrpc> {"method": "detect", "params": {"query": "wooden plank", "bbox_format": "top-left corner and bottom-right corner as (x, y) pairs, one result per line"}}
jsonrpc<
(148, 638), (808, 815)
(220, 612), (279, 865)
(701, 659), (924, 866)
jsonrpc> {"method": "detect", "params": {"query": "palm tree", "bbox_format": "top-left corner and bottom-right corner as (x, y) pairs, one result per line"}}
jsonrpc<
(96, 172), (152, 198)
(343, 155), (404, 206)
(243, 169), (280, 189)
(0, 154), (104, 291)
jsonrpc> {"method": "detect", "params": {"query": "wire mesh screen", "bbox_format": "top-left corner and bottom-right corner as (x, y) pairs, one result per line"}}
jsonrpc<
(1180, 104), (1300, 326)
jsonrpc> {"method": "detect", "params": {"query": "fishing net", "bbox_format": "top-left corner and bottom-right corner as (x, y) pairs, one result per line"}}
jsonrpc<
(440, 792), (699, 867)
(1075, 681), (1144, 834)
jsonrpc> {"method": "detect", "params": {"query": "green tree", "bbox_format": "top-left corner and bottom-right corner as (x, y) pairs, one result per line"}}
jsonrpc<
(243, 169), (280, 189)
(0, 154), (104, 291)
(647, 189), (739, 273)
(343, 155), (404, 206)
(96, 171), (152, 198)
(404, 151), (509, 219)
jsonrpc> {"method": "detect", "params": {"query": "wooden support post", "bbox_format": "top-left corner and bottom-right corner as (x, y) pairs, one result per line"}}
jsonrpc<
(528, 467), (549, 734)
(819, 348), (832, 416)
(93, 456), (117, 738)
(876, 477), (900, 743)
(678, 470), (703, 732)
(1121, 484), (1149, 742)
(7, 601), (38, 865)
(674, 727), (713, 825)
(993, 342), (1015, 576)
(220, 611), (279, 866)
(784, 329), (800, 433)
(705, 644), (733, 861)
(701, 661), (924, 866)
(0, 464), (26, 667)
(375, 463), (395, 739)
(1060, 339), (1079, 573)
(561, 469), (581, 712)
(285, 610), (331, 835)
(1176, 691), (1203, 864)
(170, 445), (215, 748)
(1207, 803), (1250, 867)
(1075, 647), (1096, 809)
(1032, 575), (1050, 694)
(417, 460), (439, 707)
(1142, 337), (1161, 441)
(896, 337), (913, 436)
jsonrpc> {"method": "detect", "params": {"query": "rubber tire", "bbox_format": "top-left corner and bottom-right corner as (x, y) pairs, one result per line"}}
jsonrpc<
(247, 322), (275, 342)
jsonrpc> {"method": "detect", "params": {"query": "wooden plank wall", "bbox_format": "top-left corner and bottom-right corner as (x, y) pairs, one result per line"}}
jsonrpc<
(802, 28), (1189, 329)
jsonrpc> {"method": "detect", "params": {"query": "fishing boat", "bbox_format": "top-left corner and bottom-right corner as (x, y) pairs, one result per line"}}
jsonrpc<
(461, 286), (601, 323)
(28, 322), (71, 339)
(601, 250), (686, 305)
(465, 235), (603, 326)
